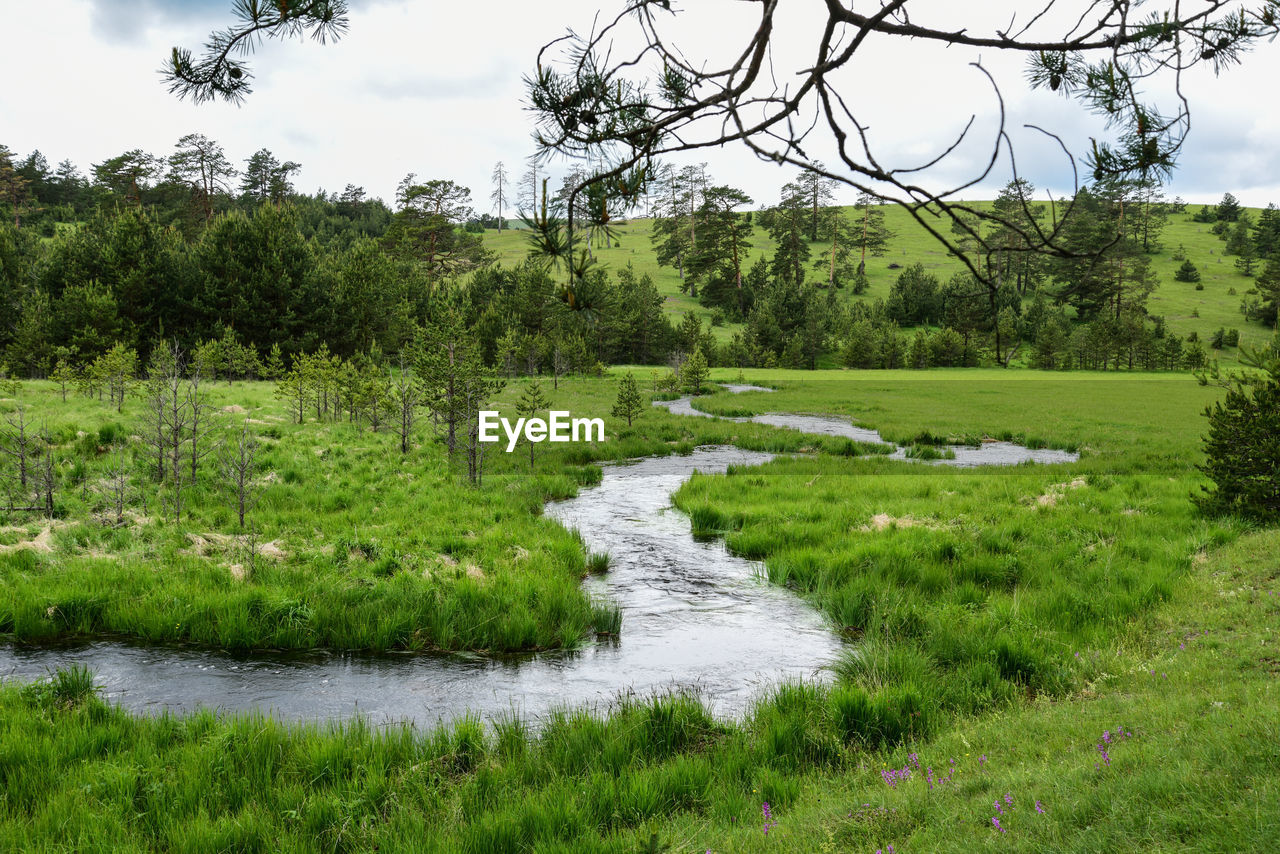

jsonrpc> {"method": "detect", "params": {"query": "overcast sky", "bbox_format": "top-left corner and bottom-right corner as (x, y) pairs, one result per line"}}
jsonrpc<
(5, 0), (1280, 212)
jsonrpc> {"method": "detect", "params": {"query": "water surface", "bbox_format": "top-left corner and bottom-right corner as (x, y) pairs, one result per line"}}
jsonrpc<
(656, 386), (1078, 467)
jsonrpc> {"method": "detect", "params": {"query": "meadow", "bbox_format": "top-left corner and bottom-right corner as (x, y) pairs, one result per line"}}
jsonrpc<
(3, 363), (1277, 851)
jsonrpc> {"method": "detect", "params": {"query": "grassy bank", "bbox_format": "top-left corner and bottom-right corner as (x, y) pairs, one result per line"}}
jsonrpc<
(0, 374), (881, 653)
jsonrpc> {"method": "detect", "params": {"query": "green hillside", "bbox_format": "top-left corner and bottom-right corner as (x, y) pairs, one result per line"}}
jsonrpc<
(483, 202), (1274, 359)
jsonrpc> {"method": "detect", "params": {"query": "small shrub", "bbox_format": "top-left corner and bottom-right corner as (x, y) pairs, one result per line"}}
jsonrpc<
(1174, 259), (1201, 282)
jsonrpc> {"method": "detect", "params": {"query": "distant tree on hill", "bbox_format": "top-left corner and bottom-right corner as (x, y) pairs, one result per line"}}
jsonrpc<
(1216, 192), (1243, 223)
(759, 182), (810, 288)
(650, 163), (706, 289)
(240, 148), (301, 205)
(689, 185), (754, 316)
(1174, 259), (1201, 282)
(1125, 175), (1170, 253)
(490, 161), (508, 233)
(812, 204), (859, 290)
(1225, 216), (1253, 256)
(1244, 250), (1280, 326)
(1235, 240), (1259, 276)
(92, 150), (161, 207)
(1255, 204), (1280, 258)
(0, 145), (31, 228)
(794, 163), (836, 242)
(385, 178), (490, 282)
(167, 133), (237, 224)
(852, 192), (893, 277)
(1192, 205), (1217, 224)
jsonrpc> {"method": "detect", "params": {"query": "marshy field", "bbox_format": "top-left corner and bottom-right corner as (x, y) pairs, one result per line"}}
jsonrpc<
(2, 368), (1277, 852)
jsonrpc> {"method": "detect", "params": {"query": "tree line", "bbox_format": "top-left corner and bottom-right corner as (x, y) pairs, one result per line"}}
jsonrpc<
(5, 137), (1277, 378)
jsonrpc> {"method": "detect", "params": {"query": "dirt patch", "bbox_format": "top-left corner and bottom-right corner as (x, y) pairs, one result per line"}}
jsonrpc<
(222, 405), (248, 414)
(228, 564), (248, 582)
(186, 533), (288, 561)
(0, 521), (68, 554)
(860, 514), (924, 532)
(421, 552), (462, 579)
(1032, 476), (1088, 508)
(258, 540), (288, 561)
(465, 563), (486, 581)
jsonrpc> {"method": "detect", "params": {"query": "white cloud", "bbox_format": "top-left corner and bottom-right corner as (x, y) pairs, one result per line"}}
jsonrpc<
(4, 1), (1279, 210)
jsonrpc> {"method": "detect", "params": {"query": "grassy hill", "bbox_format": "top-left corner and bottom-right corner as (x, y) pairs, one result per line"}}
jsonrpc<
(483, 203), (1275, 360)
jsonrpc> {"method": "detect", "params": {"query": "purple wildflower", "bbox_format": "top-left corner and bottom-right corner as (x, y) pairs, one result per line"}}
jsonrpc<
(1035, 800), (1045, 814)
(761, 801), (777, 835)
(992, 816), (1006, 833)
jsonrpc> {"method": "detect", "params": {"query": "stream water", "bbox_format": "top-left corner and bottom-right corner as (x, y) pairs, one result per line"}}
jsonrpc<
(1, 385), (1075, 726)
(0, 447), (840, 727)
(655, 386), (1079, 467)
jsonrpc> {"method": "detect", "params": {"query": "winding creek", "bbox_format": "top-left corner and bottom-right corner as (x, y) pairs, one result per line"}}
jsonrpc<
(0, 386), (1076, 727)
(658, 385), (1079, 467)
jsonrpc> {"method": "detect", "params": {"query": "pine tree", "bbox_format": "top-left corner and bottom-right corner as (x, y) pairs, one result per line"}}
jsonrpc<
(682, 348), (710, 395)
(1174, 259), (1201, 282)
(490, 161), (509, 232)
(610, 371), (644, 426)
(1196, 347), (1280, 520)
(1226, 218), (1252, 256)
(906, 329), (931, 369)
(263, 343), (286, 380)
(1235, 240), (1259, 276)
(760, 181), (811, 287)
(852, 192), (894, 274)
(1216, 192), (1242, 223)
(49, 353), (78, 401)
(1255, 203), (1280, 258)
(516, 379), (550, 469)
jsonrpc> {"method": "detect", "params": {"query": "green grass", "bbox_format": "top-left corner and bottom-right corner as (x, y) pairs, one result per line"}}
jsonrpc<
(1, 524), (1273, 852)
(3, 366), (1276, 851)
(483, 205), (1276, 361)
